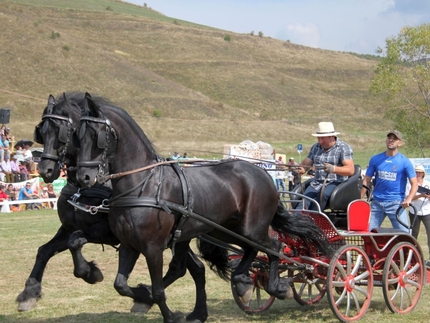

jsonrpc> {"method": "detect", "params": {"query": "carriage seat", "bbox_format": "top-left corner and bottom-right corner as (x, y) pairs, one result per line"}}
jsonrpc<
(292, 164), (362, 212)
(347, 199), (370, 231)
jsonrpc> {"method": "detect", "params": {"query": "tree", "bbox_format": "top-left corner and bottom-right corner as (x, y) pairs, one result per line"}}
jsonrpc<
(371, 23), (430, 156)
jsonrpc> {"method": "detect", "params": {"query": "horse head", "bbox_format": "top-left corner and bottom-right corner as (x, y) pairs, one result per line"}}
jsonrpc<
(75, 93), (118, 188)
(34, 93), (81, 183)
(75, 93), (158, 189)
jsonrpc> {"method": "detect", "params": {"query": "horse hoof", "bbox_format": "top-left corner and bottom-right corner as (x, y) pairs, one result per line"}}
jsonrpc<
(276, 277), (294, 300)
(173, 311), (185, 323)
(286, 286), (294, 300)
(130, 302), (152, 313)
(239, 285), (254, 304)
(17, 298), (37, 312)
(186, 319), (203, 323)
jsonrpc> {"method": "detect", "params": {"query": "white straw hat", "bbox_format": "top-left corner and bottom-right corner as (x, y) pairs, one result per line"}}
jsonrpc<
(312, 122), (340, 137)
(415, 165), (426, 175)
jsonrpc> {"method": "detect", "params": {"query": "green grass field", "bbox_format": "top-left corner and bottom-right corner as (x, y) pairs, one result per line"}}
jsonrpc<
(1, 209), (430, 323)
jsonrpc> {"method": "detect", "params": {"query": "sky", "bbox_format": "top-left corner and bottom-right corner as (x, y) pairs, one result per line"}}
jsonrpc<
(124, 0), (430, 55)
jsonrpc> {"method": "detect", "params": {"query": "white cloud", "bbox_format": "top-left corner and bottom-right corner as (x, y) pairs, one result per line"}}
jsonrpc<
(124, 0), (430, 54)
(286, 22), (320, 49)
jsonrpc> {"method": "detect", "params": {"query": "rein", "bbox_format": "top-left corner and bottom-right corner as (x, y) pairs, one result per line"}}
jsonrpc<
(99, 159), (208, 183)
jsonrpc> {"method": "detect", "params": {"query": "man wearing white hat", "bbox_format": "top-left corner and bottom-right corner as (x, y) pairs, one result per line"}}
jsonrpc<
(361, 130), (417, 232)
(296, 122), (354, 211)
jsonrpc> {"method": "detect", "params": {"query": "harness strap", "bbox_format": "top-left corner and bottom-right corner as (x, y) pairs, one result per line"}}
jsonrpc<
(109, 196), (161, 208)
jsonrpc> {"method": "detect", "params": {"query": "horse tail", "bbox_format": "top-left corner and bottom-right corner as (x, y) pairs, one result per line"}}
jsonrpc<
(271, 201), (333, 257)
(196, 237), (230, 281)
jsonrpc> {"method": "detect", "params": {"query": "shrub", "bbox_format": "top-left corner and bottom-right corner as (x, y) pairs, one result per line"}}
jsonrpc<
(62, 45), (70, 51)
(106, 6), (113, 11)
(152, 109), (161, 118)
(224, 35), (231, 41)
(50, 31), (60, 39)
(258, 31), (264, 37)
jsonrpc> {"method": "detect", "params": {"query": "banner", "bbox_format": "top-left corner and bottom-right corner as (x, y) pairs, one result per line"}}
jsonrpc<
(1, 177), (67, 197)
(409, 158), (430, 181)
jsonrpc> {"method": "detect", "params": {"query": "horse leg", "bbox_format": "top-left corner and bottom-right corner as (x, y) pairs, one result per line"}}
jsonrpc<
(146, 245), (180, 323)
(266, 253), (293, 300)
(162, 242), (207, 323)
(68, 230), (103, 283)
(16, 226), (69, 311)
(184, 248), (207, 322)
(231, 248), (258, 304)
(113, 244), (153, 314)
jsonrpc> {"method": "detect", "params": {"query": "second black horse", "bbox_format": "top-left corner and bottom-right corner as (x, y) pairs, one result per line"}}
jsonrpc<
(74, 92), (332, 323)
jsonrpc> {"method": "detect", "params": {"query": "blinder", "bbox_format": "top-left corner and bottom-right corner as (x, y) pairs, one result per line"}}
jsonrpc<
(73, 121), (113, 150)
(72, 122), (87, 149)
(58, 125), (68, 143)
(97, 131), (106, 149)
(34, 122), (45, 144)
(34, 118), (71, 145)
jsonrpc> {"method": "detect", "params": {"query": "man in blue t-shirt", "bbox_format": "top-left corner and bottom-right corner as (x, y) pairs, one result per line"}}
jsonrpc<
(361, 130), (417, 232)
(19, 182), (39, 210)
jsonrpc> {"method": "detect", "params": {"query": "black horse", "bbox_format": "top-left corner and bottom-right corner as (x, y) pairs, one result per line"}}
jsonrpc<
(17, 92), (209, 317)
(74, 93), (331, 323)
(16, 93), (117, 311)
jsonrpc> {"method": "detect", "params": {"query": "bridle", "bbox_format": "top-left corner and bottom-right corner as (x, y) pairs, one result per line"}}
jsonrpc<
(35, 114), (74, 170)
(75, 115), (118, 183)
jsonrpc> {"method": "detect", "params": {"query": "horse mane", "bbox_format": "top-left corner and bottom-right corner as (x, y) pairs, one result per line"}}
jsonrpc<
(91, 95), (159, 161)
(47, 92), (86, 121)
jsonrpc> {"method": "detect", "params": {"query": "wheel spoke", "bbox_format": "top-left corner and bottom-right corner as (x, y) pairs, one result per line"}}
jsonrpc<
(351, 254), (363, 275)
(255, 287), (261, 308)
(404, 248), (413, 269)
(387, 276), (400, 285)
(398, 248), (405, 270)
(345, 292), (352, 316)
(346, 250), (353, 274)
(406, 263), (420, 277)
(355, 270), (370, 282)
(335, 288), (347, 305)
(390, 260), (400, 275)
(336, 261), (347, 278)
(354, 285), (371, 298)
(351, 290), (362, 313)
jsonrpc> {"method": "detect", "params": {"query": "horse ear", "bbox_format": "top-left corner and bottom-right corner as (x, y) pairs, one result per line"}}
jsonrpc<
(84, 92), (99, 117)
(47, 94), (56, 114)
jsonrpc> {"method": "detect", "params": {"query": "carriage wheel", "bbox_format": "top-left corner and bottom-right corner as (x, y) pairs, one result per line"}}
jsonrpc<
(382, 241), (424, 314)
(229, 254), (276, 314)
(326, 244), (373, 322)
(288, 269), (326, 305)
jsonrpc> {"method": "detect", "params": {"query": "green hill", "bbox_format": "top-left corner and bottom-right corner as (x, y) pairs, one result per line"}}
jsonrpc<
(0, 0), (389, 164)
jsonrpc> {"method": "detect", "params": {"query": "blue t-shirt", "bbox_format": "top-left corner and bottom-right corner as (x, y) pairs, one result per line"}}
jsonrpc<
(18, 187), (32, 200)
(366, 152), (416, 201)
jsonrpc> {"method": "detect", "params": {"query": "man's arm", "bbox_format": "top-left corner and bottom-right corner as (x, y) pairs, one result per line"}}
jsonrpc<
(298, 157), (313, 175)
(361, 175), (372, 198)
(403, 177), (418, 207)
(325, 159), (355, 176)
(334, 159), (355, 177)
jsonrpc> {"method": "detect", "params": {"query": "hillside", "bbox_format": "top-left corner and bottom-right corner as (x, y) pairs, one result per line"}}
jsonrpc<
(0, 0), (388, 160)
